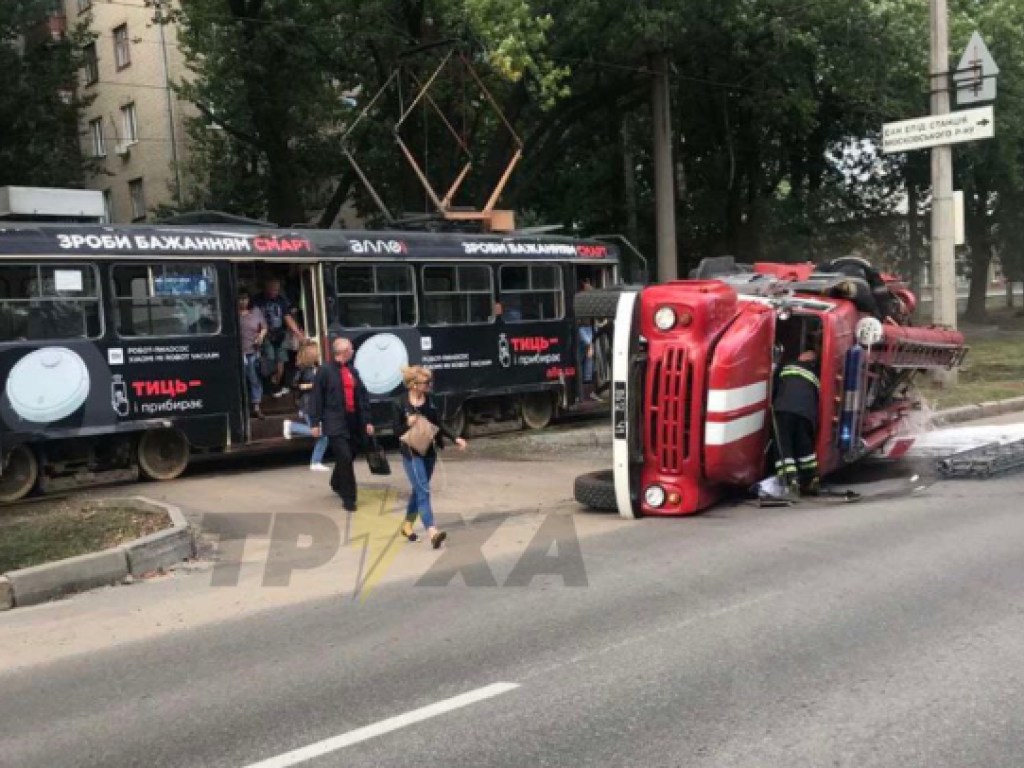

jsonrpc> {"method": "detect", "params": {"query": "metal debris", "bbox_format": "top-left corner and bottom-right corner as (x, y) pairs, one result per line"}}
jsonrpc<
(936, 438), (1024, 479)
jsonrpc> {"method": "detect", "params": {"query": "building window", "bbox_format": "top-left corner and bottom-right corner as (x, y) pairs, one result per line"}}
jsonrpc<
(83, 42), (98, 85)
(0, 264), (103, 342)
(102, 190), (113, 223)
(120, 102), (138, 144)
(113, 24), (130, 69)
(421, 265), (493, 326)
(112, 264), (220, 337)
(128, 178), (145, 221)
(77, 0), (92, 12)
(498, 264), (564, 322)
(88, 118), (105, 157)
(335, 264), (417, 328)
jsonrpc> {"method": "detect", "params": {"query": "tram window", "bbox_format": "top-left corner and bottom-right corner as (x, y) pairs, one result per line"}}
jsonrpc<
(336, 264), (416, 328)
(422, 265), (494, 326)
(0, 264), (102, 342)
(498, 264), (563, 323)
(112, 263), (220, 337)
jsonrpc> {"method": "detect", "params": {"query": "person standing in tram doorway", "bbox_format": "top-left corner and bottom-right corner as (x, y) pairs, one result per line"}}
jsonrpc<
(577, 278), (600, 401)
(238, 288), (267, 419)
(772, 347), (821, 496)
(254, 277), (305, 397)
(309, 338), (374, 511)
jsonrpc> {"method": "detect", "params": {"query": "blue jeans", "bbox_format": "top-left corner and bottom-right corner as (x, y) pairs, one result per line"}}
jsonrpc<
(578, 326), (594, 383)
(244, 353), (263, 404)
(402, 453), (436, 530)
(288, 415), (329, 464)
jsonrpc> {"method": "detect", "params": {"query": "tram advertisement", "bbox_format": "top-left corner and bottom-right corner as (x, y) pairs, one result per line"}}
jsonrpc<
(0, 338), (236, 437)
(337, 323), (576, 401)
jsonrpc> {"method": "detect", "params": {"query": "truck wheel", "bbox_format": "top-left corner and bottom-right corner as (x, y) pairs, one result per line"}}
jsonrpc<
(521, 392), (554, 430)
(137, 428), (190, 481)
(0, 445), (39, 503)
(575, 288), (626, 320)
(573, 469), (618, 511)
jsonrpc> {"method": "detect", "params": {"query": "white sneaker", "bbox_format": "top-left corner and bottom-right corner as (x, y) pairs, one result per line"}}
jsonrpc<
(273, 387), (289, 398)
(283, 420), (293, 439)
(310, 463), (330, 472)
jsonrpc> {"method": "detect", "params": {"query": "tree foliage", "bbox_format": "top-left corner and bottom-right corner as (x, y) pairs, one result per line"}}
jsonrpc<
(156, 0), (1024, 310)
(0, 0), (94, 188)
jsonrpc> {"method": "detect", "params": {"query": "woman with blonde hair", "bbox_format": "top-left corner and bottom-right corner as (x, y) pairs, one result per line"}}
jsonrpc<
(392, 365), (466, 547)
(283, 339), (330, 471)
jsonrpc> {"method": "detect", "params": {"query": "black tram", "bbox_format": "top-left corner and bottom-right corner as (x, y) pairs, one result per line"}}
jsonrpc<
(0, 223), (619, 501)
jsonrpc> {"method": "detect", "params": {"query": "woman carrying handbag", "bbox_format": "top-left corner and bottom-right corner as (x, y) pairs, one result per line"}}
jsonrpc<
(392, 365), (467, 548)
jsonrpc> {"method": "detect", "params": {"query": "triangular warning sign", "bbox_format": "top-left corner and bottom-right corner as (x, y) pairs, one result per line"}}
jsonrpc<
(955, 31), (998, 105)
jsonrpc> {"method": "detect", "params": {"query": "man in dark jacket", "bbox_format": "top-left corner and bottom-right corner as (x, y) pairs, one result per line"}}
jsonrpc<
(310, 337), (374, 511)
(772, 348), (821, 496)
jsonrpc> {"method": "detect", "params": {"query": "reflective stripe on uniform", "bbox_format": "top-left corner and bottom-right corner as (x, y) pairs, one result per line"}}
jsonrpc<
(780, 365), (820, 389)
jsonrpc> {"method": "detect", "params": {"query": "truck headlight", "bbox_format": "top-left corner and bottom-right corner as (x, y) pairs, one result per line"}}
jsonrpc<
(654, 306), (676, 331)
(644, 485), (666, 508)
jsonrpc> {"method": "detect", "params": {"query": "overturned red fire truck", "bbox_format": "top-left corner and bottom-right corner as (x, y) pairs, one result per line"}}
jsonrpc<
(574, 256), (968, 518)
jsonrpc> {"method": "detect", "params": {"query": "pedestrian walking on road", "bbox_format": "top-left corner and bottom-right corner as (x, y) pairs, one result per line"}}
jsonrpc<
(309, 337), (374, 511)
(392, 365), (466, 548)
(283, 339), (331, 471)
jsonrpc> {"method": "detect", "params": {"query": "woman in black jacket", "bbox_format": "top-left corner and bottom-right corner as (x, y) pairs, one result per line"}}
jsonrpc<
(392, 365), (467, 547)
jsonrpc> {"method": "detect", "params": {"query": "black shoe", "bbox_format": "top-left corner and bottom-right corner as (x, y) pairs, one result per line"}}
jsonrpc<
(401, 522), (418, 542)
(251, 406), (264, 420)
(430, 531), (447, 549)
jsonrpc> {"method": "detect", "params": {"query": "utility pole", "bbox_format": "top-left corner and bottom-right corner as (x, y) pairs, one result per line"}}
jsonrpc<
(930, 0), (957, 384)
(650, 51), (678, 282)
(156, 0), (182, 207)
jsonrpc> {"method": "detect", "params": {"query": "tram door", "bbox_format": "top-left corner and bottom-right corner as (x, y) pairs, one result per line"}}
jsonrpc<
(574, 264), (616, 402)
(235, 262), (329, 441)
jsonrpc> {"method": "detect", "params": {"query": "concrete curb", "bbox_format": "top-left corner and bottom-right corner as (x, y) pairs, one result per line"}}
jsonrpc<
(1, 496), (195, 609)
(931, 396), (1024, 427)
(0, 576), (12, 611)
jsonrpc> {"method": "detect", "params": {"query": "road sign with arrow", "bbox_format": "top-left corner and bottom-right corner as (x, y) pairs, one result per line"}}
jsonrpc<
(882, 106), (994, 154)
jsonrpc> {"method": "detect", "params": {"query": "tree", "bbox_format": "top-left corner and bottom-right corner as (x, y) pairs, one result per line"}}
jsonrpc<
(160, 0), (566, 226)
(0, 1), (94, 187)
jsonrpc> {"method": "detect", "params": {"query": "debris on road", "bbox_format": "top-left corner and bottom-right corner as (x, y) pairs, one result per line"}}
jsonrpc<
(937, 438), (1024, 479)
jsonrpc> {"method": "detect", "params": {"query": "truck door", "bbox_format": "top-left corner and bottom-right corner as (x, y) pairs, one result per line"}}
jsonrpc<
(703, 302), (776, 487)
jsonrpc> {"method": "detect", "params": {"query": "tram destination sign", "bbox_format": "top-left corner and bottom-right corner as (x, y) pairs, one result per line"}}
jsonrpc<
(882, 106), (994, 154)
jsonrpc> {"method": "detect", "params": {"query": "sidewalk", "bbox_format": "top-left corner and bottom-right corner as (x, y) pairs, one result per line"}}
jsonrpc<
(0, 451), (624, 673)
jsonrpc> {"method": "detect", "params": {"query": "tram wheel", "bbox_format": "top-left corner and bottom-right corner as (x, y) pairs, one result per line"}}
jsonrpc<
(0, 445), (39, 503)
(521, 392), (554, 430)
(443, 407), (467, 438)
(137, 428), (190, 481)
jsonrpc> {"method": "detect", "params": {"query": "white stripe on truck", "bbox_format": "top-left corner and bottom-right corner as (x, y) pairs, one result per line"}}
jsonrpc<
(705, 411), (766, 446)
(612, 290), (639, 520)
(706, 382), (768, 413)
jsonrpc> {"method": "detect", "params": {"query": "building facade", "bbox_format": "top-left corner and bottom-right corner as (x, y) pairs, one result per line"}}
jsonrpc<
(68, 0), (192, 223)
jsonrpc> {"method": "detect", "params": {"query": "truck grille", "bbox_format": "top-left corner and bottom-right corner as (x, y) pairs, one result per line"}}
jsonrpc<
(647, 346), (691, 473)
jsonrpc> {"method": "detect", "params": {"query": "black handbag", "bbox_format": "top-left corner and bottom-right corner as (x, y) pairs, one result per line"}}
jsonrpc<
(365, 437), (391, 476)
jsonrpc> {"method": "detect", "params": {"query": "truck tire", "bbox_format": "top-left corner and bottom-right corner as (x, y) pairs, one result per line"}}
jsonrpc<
(575, 289), (625, 320)
(574, 469), (617, 511)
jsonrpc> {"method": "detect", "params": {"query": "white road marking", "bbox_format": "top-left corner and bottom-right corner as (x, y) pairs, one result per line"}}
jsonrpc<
(241, 682), (519, 768)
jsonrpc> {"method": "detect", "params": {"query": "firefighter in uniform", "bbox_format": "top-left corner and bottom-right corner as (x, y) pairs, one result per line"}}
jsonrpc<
(772, 348), (821, 496)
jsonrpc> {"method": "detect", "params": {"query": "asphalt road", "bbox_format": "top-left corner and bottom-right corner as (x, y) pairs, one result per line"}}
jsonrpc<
(4, 465), (1024, 767)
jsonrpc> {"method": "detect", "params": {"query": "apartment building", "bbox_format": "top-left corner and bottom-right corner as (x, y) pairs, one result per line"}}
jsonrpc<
(69, 0), (192, 223)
